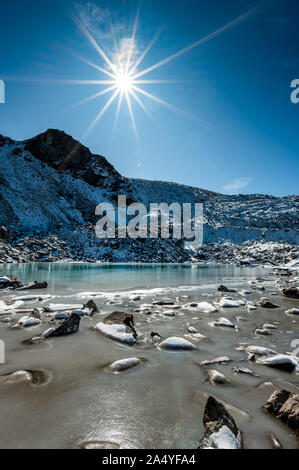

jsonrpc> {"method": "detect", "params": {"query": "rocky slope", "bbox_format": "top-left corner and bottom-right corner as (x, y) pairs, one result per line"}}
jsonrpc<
(0, 129), (298, 264)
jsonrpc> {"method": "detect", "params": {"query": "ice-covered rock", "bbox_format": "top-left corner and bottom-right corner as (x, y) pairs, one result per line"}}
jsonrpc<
(216, 298), (245, 308)
(108, 357), (141, 372)
(210, 317), (235, 328)
(207, 369), (228, 384)
(198, 396), (242, 449)
(257, 354), (299, 372)
(95, 311), (137, 345)
(158, 336), (196, 351)
(245, 345), (277, 356)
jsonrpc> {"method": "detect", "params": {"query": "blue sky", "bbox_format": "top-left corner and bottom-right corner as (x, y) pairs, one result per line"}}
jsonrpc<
(0, 0), (298, 196)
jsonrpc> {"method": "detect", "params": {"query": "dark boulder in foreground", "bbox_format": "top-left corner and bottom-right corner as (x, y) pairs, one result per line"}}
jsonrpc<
(48, 312), (81, 337)
(198, 396), (242, 449)
(283, 287), (299, 300)
(17, 280), (48, 291)
(263, 389), (299, 434)
(0, 275), (23, 289)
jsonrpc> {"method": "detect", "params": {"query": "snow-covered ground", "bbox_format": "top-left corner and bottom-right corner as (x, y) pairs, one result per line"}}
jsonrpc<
(0, 130), (298, 264)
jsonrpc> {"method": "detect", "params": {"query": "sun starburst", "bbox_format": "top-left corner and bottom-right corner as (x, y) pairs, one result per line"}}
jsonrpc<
(70, 3), (262, 145)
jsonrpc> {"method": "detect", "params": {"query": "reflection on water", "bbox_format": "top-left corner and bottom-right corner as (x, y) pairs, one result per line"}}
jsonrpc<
(0, 263), (298, 450)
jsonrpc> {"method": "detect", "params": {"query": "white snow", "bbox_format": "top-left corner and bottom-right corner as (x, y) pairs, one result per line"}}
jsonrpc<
(285, 308), (299, 315)
(109, 357), (141, 372)
(246, 345), (277, 356)
(158, 336), (196, 351)
(18, 315), (41, 327)
(210, 317), (235, 328)
(95, 322), (136, 344)
(208, 369), (227, 384)
(216, 298), (245, 308)
(207, 426), (241, 449)
(257, 354), (299, 371)
(44, 303), (82, 312)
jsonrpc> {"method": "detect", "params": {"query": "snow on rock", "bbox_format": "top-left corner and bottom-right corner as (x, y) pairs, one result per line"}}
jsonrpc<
(257, 354), (299, 372)
(108, 357), (141, 372)
(207, 369), (228, 384)
(184, 332), (207, 342)
(0, 370), (33, 387)
(43, 303), (82, 312)
(186, 302), (218, 313)
(210, 317), (235, 328)
(95, 322), (136, 345)
(0, 299), (24, 312)
(216, 298), (245, 308)
(163, 310), (176, 317)
(158, 336), (197, 351)
(285, 308), (299, 315)
(17, 315), (41, 327)
(245, 345), (277, 356)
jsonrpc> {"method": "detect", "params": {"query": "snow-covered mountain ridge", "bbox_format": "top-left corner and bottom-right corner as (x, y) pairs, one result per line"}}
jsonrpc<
(0, 129), (298, 263)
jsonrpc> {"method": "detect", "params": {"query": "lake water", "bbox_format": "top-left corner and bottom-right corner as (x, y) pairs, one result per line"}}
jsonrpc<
(0, 263), (298, 449)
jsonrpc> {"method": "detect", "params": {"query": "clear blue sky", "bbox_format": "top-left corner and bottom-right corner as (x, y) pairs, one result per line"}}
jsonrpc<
(0, 0), (298, 196)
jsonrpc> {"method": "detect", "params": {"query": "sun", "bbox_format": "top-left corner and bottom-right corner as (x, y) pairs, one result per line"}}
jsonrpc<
(115, 73), (133, 92)
(69, 4), (261, 141)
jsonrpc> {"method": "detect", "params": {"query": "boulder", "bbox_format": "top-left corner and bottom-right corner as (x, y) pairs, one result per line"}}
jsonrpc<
(95, 311), (137, 344)
(0, 225), (9, 239)
(207, 369), (228, 384)
(260, 299), (279, 308)
(108, 357), (141, 372)
(257, 354), (299, 372)
(263, 389), (299, 434)
(83, 299), (99, 315)
(0, 275), (23, 289)
(48, 312), (81, 337)
(158, 336), (196, 351)
(200, 356), (231, 366)
(16, 280), (48, 290)
(218, 285), (236, 293)
(283, 287), (299, 300)
(198, 396), (242, 448)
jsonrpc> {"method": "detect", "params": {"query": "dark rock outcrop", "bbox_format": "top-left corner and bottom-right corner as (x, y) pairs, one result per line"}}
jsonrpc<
(261, 299), (279, 308)
(83, 299), (99, 315)
(218, 285), (236, 293)
(263, 389), (299, 434)
(30, 308), (41, 319)
(0, 225), (9, 239)
(17, 280), (48, 290)
(48, 312), (81, 337)
(24, 129), (134, 197)
(0, 275), (23, 289)
(283, 287), (299, 300)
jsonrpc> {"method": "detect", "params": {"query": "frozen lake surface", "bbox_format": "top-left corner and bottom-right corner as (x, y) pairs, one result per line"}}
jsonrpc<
(0, 263), (298, 449)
